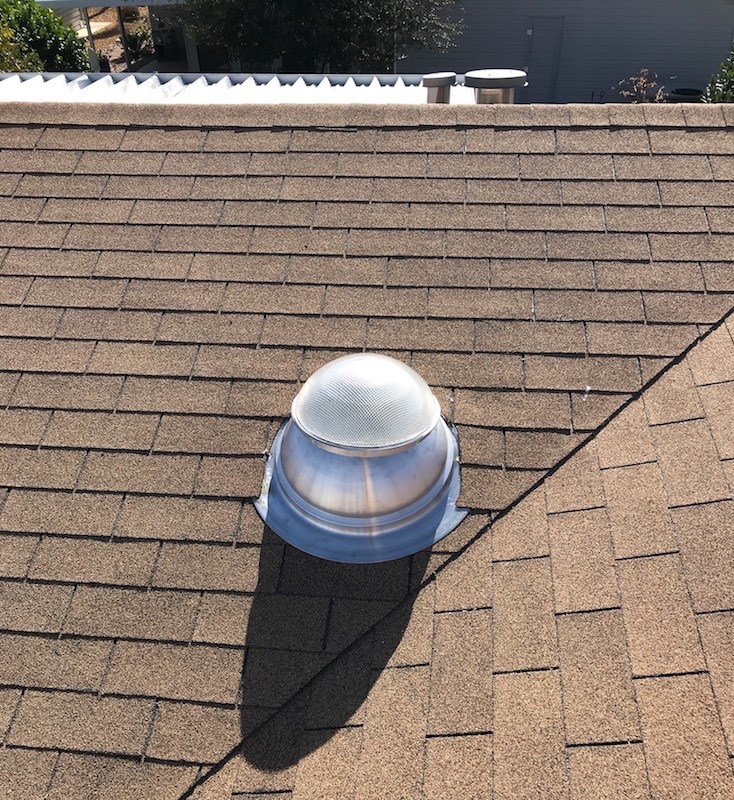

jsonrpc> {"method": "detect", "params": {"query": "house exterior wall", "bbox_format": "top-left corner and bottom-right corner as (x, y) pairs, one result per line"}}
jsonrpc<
(401, 0), (734, 102)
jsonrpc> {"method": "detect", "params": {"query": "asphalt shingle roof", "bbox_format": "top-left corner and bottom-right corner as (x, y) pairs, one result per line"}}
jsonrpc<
(0, 101), (732, 799)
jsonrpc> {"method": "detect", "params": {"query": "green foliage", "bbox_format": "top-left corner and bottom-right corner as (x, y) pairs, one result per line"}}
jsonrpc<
(119, 20), (153, 62)
(0, 22), (41, 70)
(176, 0), (463, 72)
(703, 38), (734, 103)
(617, 68), (664, 103)
(0, 0), (89, 71)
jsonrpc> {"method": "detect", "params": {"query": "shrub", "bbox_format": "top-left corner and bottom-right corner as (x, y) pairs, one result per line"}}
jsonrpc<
(0, 0), (89, 71)
(0, 22), (42, 70)
(703, 38), (734, 103)
(119, 21), (153, 62)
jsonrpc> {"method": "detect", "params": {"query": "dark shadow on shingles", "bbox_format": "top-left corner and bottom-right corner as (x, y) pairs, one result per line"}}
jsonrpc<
(238, 526), (429, 771)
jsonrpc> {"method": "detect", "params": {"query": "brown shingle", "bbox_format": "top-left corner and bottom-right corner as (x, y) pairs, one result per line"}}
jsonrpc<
(57, 309), (161, 342)
(548, 508), (618, 613)
(446, 230), (543, 259)
(117, 495), (241, 542)
(0, 408), (50, 446)
(64, 586), (199, 642)
(506, 205), (605, 231)
(492, 558), (557, 671)
(525, 355), (640, 392)
(652, 419), (730, 506)
(153, 415), (267, 455)
(0, 533), (39, 578)
(595, 402), (655, 468)
(561, 180), (660, 206)
(643, 291), (734, 324)
(354, 666), (428, 800)
(616, 554), (705, 676)
(567, 744), (652, 800)
(149, 703), (240, 765)
(586, 322), (697, 356)
(104, 641), (243, 703)
(466, 178), (560, 204)
(151, 542), (264, 592)
(367, 318), (473, 352)
(433, 535), (492, 612)
(556, 610), (639, 743)
(88, 342), (197, 376)
(635, 675), (734, 798)
(29, 537), (158, 586)
(65, 222), (159, 250)
(460, 428), (505, 467)
(544, 444), (604, 513)
(697, 613), (734, 754)
(325, 286), (426, 317)
(0, 634), (111, 691)
(123, 279), (225, 312)
(0, 337), (93, 373)
(159, 311), (262, 345)
(0, 447), (84, 489)
(8, 691), (153, 755)
(460, 466), (541, 510)
(596, 260), (704, 292)
(423, 735), (492, 800)
(660, 180), (734, 207)
(2, 247), (97, 277)
(43, 410), (158, 450)
(194, 345), (302, 380)
(671, 500), (734, 612)
(491, 491), (550, 561)
(0, 489), (120, 535)
(195, 455), (263, 497)
(476, 319), (586, 354)
(0, 749), (57, 799)
(77, 451), (198, 494)
(546, 232), (650, 261)
(615, 154), (713, 180)
(428, 288), (532, 319)
(118, 376), (229, 414)
(261, 315), (365, 349)
(0, 275), (31, 303)
(290, 254), (386, 286)
(642, 361), (703, 424)
(48, 754), (197, 800)
(603, 463), (677, 558)
(493, 670), (567, 800)
(193, 593), (253, 646)
(687, 322), (734, 386)
(456, 389), (571, 430)
(0, 582), (72, 633)
(697, 382), (734, 458)
(427, 153), (516, 179)
(490, 258), (593, 289)
(556, 128), (649, 154)
(521, 154), (614, 179)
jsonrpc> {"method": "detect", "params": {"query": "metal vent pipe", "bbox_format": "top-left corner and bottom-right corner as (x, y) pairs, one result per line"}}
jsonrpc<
(464, 69), (527, 104)
(423, 71), (456, 104)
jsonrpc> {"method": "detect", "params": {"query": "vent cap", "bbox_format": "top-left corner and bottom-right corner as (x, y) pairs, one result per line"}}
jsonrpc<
(292, 353), (440, 450)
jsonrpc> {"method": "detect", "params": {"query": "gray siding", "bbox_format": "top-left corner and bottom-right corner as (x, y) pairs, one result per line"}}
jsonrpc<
(402, 0), (734, 102)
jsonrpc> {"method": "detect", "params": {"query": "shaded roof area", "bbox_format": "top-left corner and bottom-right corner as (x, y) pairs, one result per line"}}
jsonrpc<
(0, 101), (731, 798)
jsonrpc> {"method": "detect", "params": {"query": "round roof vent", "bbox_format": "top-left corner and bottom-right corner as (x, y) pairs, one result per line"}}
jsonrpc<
(256, 353), (467, 563)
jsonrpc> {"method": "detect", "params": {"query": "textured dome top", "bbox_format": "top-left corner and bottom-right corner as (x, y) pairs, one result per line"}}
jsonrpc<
(292, 353), (440, 449)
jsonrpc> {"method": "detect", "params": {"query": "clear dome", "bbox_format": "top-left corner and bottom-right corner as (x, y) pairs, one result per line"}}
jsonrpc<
(292, 353), (440, 449)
